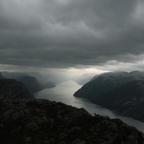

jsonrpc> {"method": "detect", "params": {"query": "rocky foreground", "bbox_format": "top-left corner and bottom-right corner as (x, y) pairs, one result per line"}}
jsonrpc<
(0, 79), (144, 144)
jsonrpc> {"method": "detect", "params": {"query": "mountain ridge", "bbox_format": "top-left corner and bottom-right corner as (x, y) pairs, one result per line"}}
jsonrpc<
(0, 79), (144, 143)
(74, 71), (144, 121)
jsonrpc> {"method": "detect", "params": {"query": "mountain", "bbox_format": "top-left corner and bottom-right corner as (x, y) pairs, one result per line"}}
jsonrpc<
(74, 71), (144, 121)
(16, 75), (55, 93)
(1, 72), (56, 93)
(0, 72), (4, 79)
(0, 79), (34, 101)
(0, 80), (144, 144)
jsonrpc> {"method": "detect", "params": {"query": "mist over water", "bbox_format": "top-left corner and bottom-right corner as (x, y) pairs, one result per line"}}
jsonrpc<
(36, 81), (144, 132)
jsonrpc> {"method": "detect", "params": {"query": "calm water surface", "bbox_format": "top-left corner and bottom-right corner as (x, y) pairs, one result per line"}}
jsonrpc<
(36, 81), (144, 132)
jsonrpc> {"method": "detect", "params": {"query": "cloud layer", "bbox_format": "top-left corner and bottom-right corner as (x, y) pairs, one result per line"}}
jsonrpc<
(0, 0), (144, 68)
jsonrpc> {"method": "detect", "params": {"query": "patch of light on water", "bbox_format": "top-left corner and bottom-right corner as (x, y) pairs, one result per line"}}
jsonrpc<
(36, 81), (144, 133)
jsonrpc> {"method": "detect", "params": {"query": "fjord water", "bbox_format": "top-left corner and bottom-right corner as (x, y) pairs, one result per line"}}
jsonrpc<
(36, 81), (144, 132)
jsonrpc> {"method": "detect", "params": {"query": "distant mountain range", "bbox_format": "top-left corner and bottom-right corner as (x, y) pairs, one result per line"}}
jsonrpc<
(0, 72), (55, 93)
(0, 79), (144, 144)
(15, 75), (55, 93)
(74, 71), (144, 122)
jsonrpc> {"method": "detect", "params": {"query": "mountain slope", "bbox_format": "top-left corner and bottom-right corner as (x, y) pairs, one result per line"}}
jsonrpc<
(0, 73), (56, 93)
(0, 79), (144, 144)
(74, 71), (144, 121)
(0, 79), (34, 101)
(0, 72), (4, 79)
(16, 75), (49, 93)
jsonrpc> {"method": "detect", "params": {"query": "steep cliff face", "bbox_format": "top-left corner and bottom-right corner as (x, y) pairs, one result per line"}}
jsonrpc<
(74, 72), (144, 121)
(0, 80), (144, 144)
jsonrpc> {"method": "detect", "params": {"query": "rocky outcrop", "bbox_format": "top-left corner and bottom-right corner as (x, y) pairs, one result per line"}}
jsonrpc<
(0, 79), (144, 144)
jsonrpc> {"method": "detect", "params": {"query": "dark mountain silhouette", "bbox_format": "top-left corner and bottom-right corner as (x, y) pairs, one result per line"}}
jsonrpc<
(74, 71), (144, 122)
(0, 72), (4, 79)
(0, 72), (55, 93)
(0, 79), (34, 101)
(0, 79), (144, 144)
(16, 75), (55, 93)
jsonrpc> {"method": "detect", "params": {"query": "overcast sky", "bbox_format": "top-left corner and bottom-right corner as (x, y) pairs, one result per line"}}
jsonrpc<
(1, 0), (144, 74)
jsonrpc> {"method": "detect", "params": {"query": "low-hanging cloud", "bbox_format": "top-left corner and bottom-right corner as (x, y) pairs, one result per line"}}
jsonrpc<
(0, 0), (144, 68)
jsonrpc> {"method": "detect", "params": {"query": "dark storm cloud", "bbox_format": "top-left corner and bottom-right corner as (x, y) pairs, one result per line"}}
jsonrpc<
(0, 0), (144, 68)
